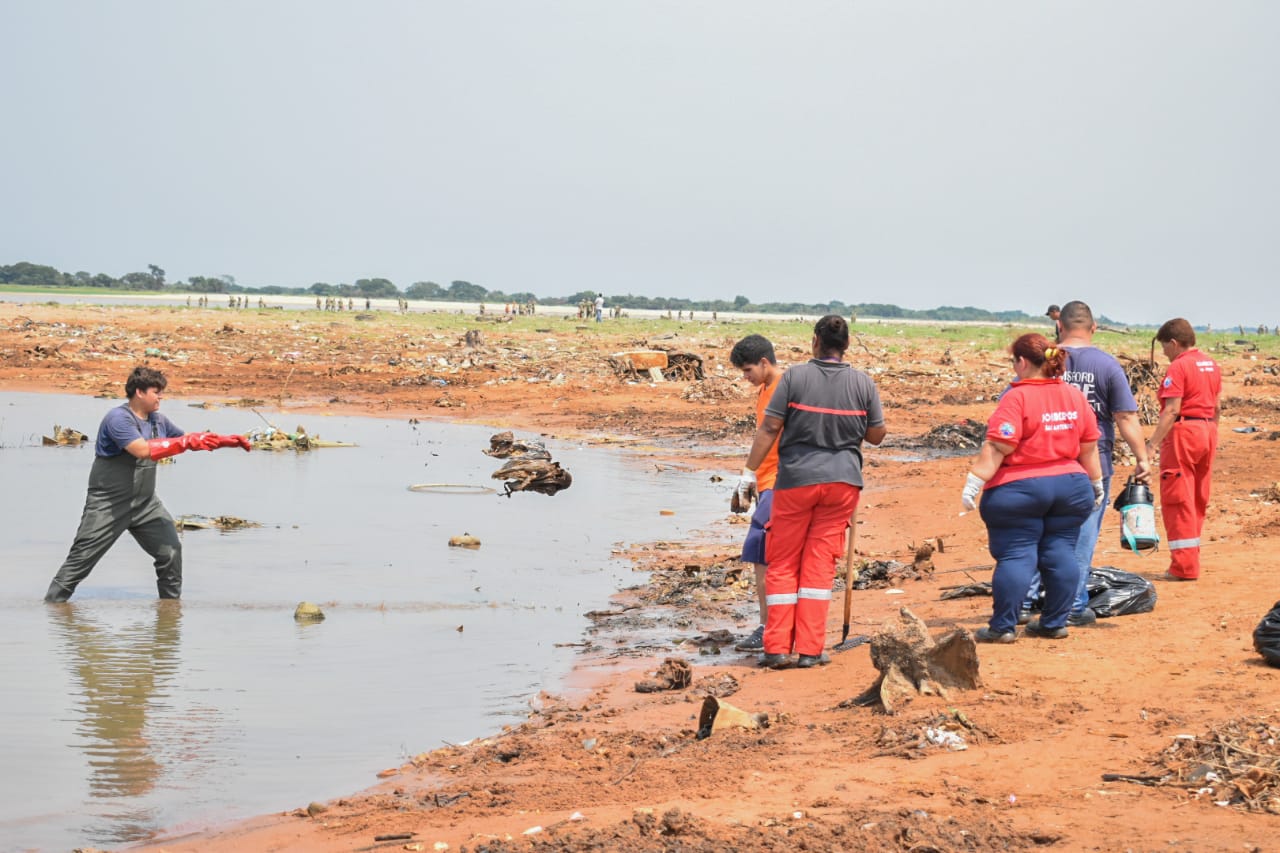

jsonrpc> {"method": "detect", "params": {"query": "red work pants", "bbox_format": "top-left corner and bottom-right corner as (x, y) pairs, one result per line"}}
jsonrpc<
(764, 482), (860, 656)
(1159, 420), (1217, 579)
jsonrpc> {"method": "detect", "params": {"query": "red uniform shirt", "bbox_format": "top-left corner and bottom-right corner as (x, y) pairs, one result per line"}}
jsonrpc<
(985, 377), (1100, 489)
(1159, 348), (1221, 418)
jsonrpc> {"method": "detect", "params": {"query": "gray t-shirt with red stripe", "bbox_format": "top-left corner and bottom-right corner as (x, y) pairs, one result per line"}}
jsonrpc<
(765, 359), (884, 490)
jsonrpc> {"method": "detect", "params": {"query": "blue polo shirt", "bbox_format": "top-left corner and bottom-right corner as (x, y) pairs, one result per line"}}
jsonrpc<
(95, 405), (184, 457)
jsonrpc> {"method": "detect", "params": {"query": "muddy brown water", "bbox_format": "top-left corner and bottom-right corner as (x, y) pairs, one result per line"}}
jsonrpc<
(0, 392), (726, 852)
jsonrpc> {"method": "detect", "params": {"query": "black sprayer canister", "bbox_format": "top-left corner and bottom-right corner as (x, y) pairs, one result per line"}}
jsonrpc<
(1113, 476), (1159, 553)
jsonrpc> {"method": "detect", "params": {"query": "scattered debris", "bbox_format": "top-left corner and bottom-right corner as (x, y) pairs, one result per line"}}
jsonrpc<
(850, 608), (983, 714)
(42, 424), (88, 446)
(634, 658), (693, 693)
(294, 602), (325, 622)
(448, 533), (481, 549)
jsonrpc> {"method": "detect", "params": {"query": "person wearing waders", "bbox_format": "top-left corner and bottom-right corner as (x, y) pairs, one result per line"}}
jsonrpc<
(728, 334), (784, 653)
(44, 367), (251, 602)
(1145, 318), (1222, 581)
(738, 315), (886, 668)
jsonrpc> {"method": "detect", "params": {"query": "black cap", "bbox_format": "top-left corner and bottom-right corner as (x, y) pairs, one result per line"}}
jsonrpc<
(1045, 304), (1061, 316)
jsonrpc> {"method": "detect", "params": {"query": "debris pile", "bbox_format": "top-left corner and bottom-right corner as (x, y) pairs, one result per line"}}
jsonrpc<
(246, 424), (355, 451)
(1121, 355), (1163, 425)
(483, 431), (551, 460)
(42, 424), (88, 446)
(485, 431), (572, 496)
(608, 348), (705, 382)
(918, 419), (986, 451)
(681, 376), (746, 404)
(1112, 717), (1280, 814)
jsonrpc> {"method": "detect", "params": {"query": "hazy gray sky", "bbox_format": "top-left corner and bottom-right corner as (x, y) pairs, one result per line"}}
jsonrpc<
(2, 1), (1276, 326)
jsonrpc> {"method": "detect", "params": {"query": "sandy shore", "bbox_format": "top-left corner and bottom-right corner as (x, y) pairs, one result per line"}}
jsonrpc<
(3, 300), (1277, 852)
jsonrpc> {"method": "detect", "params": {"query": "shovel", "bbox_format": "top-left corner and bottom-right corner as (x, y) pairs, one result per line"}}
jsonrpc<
(834, 505), (869, 652)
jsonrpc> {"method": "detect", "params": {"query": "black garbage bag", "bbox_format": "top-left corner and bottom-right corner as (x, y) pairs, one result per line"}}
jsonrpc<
(1085, 566), (1157, 617)
(1253, 601), (1280, 668)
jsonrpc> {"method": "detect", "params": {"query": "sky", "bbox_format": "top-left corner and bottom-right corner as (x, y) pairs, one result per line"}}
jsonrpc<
(2, 1), (1277, 327)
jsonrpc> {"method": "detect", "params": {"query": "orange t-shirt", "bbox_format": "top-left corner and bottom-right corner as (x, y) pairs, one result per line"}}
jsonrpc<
(755, 374), (782, 491)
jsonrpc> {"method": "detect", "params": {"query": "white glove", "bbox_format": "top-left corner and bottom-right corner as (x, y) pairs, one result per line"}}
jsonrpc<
(735, 469), (758, 510)
(960, 472), (985, 511)
(1092, 478), (1105, 509)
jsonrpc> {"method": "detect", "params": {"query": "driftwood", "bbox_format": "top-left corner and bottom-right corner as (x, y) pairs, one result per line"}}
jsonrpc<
(853, 607), (982, 714)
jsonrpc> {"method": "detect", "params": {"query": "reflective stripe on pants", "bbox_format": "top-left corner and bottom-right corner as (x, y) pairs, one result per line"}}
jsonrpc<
(1160, 420), (1216, 580)
(763, 482), (859, 656)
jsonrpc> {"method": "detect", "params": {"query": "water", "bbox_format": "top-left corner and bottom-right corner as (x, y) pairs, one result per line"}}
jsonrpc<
(0, 392), (725, 851)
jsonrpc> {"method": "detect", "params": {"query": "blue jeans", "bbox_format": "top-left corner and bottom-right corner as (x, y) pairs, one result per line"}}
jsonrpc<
(1023, 477), (1110, 614)
(980, 473), (1094, 633)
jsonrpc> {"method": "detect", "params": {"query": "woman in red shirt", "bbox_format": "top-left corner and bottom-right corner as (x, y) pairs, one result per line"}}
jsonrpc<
(961, 333), (1103, 642)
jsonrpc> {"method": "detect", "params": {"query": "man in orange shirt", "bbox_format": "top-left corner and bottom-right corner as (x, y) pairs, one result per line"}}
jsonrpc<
(729, 335), (783, 651)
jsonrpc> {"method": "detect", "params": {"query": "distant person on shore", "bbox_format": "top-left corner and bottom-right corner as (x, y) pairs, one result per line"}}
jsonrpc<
(739, 315), (885, 668)
(594, 293), (605, 322)
(963, 334), (1100, 643)
(1021, 300), (1151, 626)
(1045, 304), (1061, 342)
(44, 367), (251, 602)
(729, 334), (784, 653)
(1145, 318), (1222, 581)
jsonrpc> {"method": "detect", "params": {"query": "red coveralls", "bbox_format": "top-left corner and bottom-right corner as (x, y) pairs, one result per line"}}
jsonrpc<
(1158, 348), (1221, 579)
(764, 482), (859, 656)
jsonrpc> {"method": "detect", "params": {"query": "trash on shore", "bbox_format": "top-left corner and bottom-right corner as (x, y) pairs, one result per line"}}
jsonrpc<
(448, 533), (481, 549)
(918, 419), (985, 451)
(848, 607), (982, 714)
(696, 696), (769, 739)
(42, 424), (88, 446)
(294, 602), (325, 622)
(175, 515), (261, 531)
(1105, 716), (1280, 814)
(634, 657), (692, 693)
(853, 560), (930, 590)
(247, 424), (356, 451)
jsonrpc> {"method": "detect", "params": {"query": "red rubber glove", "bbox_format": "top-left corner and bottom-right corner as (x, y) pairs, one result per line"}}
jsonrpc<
(210, 433), (252, 451)
(147, 432), (250, 460)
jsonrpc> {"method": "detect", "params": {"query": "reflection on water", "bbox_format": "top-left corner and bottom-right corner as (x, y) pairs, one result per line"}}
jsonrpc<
(0, 391), (729, 851)
(49, 602), (185, 843)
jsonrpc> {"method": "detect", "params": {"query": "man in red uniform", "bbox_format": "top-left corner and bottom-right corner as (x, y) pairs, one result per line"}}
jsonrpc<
(1145, 318), (1222, 581)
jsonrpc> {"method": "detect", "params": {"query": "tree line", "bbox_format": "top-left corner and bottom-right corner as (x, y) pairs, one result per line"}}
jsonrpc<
(2, 260), (1052, 324)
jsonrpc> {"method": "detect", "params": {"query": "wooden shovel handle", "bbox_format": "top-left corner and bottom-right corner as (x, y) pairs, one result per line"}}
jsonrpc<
(842, 504), (858, 627)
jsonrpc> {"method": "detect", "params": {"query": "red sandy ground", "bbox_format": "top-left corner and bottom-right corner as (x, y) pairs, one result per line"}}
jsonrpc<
(3, 302), (1279, 852)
